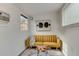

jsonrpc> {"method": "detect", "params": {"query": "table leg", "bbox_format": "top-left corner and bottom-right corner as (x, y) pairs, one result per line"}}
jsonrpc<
(37, 50), (39, 56)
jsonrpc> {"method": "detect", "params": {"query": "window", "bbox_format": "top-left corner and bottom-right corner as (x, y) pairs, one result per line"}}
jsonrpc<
(20, 14), (28, 31)
(62, 3), (79, 26)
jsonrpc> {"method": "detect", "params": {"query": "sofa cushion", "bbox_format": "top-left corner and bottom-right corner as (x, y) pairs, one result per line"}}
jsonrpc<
(34, 42), (43, 45)
(43, 42), (57, 46)
(51, 35), (57, 43)
(43, 35), (54, 42)
(43, 35), (49, 42)
(35, 35), (43, 42)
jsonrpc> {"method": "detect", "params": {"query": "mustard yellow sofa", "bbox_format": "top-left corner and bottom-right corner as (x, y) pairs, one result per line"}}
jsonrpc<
(34, 35), (62, 49)
(25, 35), (62, 49)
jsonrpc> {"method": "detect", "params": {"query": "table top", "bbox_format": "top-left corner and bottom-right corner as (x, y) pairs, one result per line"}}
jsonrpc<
(36, 45), (49, 52)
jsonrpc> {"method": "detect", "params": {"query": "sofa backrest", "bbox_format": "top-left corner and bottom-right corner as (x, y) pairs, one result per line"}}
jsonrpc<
(34, 35), (57, 43)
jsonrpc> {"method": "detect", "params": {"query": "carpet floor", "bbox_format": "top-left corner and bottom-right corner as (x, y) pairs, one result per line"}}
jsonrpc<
(21, 49), (64, 56)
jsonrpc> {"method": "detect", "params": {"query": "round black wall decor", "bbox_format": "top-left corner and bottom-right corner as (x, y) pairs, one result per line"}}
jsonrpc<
(38, 22), (43, 28)
(44, 22), (49, 28)
(44, 22), (51, 28)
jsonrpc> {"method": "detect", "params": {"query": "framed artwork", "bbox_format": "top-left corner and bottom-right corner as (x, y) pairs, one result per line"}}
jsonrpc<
(36, 20), (51, 31)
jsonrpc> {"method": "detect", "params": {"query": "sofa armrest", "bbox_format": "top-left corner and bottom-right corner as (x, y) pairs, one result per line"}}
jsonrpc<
(25, 37), (30, 48)
(56, 37), (61, 48)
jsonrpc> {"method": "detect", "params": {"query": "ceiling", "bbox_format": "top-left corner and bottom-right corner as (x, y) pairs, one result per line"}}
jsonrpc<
(15, 3), (64, 16)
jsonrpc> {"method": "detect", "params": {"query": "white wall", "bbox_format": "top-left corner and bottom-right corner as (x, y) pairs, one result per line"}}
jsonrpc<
(29, 12), (61, 36)
(61, 23), (79, 56)
(0, 4), (29, 56)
